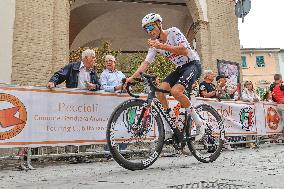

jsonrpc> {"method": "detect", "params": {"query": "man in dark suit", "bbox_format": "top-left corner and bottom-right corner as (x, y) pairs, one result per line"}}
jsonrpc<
(47, 49), (100, 90)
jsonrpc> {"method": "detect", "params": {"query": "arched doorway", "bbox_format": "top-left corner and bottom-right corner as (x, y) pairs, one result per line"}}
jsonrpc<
(69, 0), (196, 52)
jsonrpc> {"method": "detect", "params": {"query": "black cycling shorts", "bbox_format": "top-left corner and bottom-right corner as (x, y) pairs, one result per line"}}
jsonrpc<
(163, 60), (201, 93)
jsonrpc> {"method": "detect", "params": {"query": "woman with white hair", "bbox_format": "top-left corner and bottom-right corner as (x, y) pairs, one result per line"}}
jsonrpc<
(241, 81), (260, 102)
(199, 70), (217, 98)
(241, 80), (260, 149)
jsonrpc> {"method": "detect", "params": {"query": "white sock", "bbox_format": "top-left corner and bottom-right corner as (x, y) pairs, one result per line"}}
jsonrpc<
(186, 105), (202, 125)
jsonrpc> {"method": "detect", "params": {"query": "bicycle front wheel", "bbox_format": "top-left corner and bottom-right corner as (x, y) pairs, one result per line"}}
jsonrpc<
(106, 99), (164, 170)
(186, 104), (225, 163)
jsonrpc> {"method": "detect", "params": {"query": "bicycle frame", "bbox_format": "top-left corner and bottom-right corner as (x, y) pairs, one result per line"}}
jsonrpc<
(137, 80), (188, 145)
(106, 72), (226, 171)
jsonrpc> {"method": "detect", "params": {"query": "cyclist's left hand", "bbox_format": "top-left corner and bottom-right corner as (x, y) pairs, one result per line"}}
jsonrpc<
(124, 77), (134, 88)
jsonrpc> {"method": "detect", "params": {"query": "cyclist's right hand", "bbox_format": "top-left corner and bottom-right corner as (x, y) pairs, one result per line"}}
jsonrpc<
(47, 82), (55, 89)
(125, 77), (134, 86)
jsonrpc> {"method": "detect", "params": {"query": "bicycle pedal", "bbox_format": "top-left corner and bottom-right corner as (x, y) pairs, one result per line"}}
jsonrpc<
(164, 139), (174, 145)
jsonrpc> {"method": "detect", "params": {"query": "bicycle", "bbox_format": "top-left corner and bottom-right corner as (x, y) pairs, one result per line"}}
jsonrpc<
(106, 72), (225, 170)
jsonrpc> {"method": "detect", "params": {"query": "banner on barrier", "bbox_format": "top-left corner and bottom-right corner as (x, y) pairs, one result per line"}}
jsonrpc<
(0, 86), (283, 147)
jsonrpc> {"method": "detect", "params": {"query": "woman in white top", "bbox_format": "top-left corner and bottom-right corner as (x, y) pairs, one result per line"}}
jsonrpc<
(242, 81), (260, 102)
(242, 81), (260, 149)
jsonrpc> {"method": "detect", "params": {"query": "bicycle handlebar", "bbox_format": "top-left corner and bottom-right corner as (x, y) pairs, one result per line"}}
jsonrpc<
(121, 78), (140, 98)
(140, 72), (170, 94)
(122, 72), (170, 98)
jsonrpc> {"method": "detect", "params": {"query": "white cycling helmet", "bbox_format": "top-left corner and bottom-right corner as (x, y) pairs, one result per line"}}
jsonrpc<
(141, 13), (162, 28)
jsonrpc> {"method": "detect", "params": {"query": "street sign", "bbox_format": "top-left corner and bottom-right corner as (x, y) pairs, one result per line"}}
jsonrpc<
(235, 0), (251, 22)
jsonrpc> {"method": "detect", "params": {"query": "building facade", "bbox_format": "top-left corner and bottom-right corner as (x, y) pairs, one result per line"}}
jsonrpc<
(240, 48), (282, 88)
(279, 49), (284, 77)
(1, 0), (241, 86)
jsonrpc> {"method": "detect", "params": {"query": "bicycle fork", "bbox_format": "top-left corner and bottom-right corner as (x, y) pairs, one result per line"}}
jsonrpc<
(136, 105), (151, 129)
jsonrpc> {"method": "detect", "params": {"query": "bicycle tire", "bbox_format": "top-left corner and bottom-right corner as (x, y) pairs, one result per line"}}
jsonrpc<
(186, 104), (225, 163)
(106, 99), (165, 170)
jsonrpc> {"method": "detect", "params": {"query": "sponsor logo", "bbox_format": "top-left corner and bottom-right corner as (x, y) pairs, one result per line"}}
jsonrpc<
(142, 151), (158, 167)
(239, 107), (254, 131)
(0, 93), (27, 140)
(200, 85), (205, 91)
(123, 103), (154, 135)
(266, 107), (279, 130)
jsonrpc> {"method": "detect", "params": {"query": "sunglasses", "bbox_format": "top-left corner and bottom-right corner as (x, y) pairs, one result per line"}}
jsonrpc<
(144, 24), (155, 33)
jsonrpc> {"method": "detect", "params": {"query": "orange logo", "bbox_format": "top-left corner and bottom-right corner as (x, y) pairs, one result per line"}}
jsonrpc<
(0, 93), (27, 140)
(267, 107), (279, 130)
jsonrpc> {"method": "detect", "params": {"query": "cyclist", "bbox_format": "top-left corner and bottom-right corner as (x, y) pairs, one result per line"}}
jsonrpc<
(125, 13), (204, 140)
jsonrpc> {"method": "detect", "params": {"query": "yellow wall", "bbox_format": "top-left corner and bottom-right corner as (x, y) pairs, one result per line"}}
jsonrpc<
(241, 49), (280, 87)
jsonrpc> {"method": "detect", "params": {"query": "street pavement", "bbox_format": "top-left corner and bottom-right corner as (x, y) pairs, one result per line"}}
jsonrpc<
(0, 144), (284, 189)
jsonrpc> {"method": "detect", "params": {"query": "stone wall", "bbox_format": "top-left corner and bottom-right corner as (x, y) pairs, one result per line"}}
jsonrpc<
(11, 0), (70, 86)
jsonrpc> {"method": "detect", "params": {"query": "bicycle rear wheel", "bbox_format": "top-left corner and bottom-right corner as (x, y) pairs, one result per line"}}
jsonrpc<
(106, 99), (164, 170)
(186, 104), (225, 163)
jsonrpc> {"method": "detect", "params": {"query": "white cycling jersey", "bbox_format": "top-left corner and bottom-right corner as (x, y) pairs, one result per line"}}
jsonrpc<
(145, 27), (200, 67)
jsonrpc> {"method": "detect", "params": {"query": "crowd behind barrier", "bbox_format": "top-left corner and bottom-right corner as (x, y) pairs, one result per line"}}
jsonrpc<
(0, 84), (284, 169)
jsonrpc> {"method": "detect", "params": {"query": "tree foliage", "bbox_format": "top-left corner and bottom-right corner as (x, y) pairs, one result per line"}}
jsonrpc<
(70, 41), (175, 92)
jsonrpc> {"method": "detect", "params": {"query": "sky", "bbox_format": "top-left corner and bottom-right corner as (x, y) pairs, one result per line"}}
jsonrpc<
(239, 0), (284, 76)
(238, 0), (284, 49)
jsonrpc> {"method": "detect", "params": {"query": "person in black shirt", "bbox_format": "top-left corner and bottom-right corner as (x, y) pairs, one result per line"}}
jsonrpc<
(199, 70), (217, 98)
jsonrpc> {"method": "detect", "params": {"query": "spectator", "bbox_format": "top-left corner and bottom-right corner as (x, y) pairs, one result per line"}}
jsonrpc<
(100, 55), (126, 93)
(47, 49), (100, 163)
(215, 74), (237, 150)
(199, 70), (217, 98)
(269, 74), (284, 132)
(241, 81), (259, 149)
(100, 55), (127, 153)
(47, 49), (100, 91)
(242, 81), (260, 102)
(269, 74), (284, 104)
(216, 75), (237, 100)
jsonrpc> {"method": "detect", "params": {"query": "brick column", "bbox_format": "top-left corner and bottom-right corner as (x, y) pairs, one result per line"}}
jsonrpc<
(51, 0), (70, 73)
(12, 0), (70, 86)
(185, 0), (213, 73)
(187, 21), (213, 72)
(185, 0), (241, 75)
(207, 0), (241, 64)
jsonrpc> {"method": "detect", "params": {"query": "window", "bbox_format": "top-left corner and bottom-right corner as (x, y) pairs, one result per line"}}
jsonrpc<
(256, 56), (265, 67)
(241, 56), (247, 67)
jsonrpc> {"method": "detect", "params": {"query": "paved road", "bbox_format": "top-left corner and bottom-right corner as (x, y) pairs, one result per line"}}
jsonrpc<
(1, 144), (284, 189)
